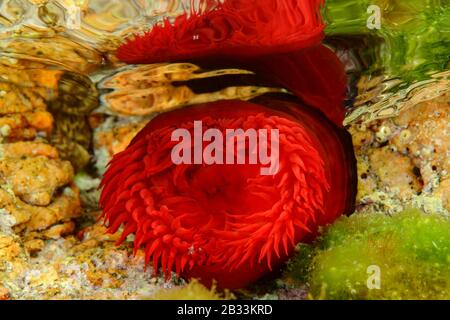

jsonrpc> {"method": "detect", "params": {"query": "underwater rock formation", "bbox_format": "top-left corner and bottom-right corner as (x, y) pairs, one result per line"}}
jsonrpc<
(0, 63), (82, 254)
(350, 93), (450, 215)
(0, 212), (172, 300)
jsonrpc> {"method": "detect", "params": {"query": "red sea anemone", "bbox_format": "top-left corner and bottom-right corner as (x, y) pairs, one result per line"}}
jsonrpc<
(100, 99), (356, 289)
(100, 0), (357, 289)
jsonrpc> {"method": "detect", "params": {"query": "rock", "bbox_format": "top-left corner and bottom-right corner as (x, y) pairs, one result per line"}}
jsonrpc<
(349, 93), (449, 215)
(368, 147), (422, 199)
(0, 286), (10, 300)
(0, 63), (83, 253)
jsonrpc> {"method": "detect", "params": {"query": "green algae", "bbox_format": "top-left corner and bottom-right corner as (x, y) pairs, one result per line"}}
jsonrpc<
(324, 0), (450, 81)
(149, 279), (233, 300)
(284, 209), (450, 300)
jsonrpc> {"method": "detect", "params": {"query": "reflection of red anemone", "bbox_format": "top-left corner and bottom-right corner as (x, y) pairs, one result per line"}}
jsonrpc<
(117, 0), (347, 126)
(103, 0), (357, 289)
(118, 0), (325, 64)
(100, 99), (356, 289)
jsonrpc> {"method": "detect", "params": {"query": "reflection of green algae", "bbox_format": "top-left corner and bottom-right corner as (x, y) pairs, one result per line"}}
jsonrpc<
(284, 209), (450, 300)
(324, 0), (450, 81)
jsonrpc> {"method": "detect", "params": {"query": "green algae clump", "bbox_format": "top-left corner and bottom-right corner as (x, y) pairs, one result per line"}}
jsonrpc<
(285, 209), (450, 300)
(149, 279), (233, 300)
